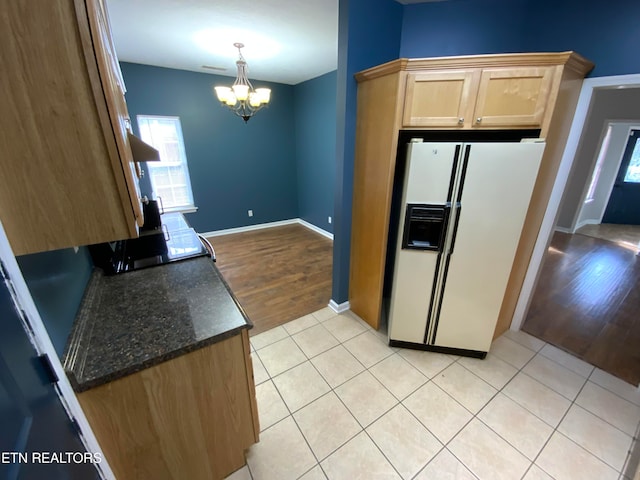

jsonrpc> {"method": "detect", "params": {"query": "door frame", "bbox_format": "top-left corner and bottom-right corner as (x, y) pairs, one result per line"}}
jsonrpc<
(574, 121), (640, 231)
(511, 73), (640, 331)
(0, 223), (115, 480)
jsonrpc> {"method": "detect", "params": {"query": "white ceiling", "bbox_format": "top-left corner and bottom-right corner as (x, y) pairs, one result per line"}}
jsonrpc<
(106, 0), (340, 85)
(106, 0), (442, 86)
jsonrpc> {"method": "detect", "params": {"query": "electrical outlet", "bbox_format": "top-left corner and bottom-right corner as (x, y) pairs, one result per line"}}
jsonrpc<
(328, 216), (332, 224)
(73, 246), (79, 253)
(248, 210), (253, 217)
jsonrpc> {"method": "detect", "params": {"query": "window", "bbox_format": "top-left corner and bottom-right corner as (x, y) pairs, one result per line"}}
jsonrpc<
(585, 125), (613, 203)
(136, 115), (195, 211)
(622, 131), (640, 183)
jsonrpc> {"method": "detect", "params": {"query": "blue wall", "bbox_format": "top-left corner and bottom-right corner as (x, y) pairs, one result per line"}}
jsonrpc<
(294, 71), (337, 233)
(332, 0), (404, 303)
(400, 0), (640, 77)
(401, 0), (528, 58)
(121, 63), (298, 233)
(521, 0), (640, 77)
(16, 248), (93, 357)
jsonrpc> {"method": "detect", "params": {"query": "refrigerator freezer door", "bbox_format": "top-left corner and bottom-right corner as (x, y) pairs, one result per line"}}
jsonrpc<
(388, 143), (460, 344)
(403, 143), (461, 203)
(433, 142), (545, 352)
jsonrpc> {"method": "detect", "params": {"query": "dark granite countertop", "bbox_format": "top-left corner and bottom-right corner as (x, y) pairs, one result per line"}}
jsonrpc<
(63, 257), (252, 392)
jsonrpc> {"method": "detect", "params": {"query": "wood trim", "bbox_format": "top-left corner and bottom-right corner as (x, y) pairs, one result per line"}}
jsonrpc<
(354, 58), (408, 82)
(355, 52), (593, 82)
(349, 72), (404, 328)
(78, 334), (257, 480)
(242, 329), (260, 441)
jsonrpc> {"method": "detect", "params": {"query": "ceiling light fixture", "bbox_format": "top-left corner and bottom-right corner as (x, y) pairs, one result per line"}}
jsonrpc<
(213, 43), (271, 123)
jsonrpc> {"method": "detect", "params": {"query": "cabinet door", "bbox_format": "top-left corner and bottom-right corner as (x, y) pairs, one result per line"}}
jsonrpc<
(403, 71), (477, 127)
(86, 0), (144, 228)
(472, 67), (555, 128)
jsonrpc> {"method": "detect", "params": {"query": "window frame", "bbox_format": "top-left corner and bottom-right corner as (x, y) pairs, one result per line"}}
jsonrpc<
(136, 115), (196, 213)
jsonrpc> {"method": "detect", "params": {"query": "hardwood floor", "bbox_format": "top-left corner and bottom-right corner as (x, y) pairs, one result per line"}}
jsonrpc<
(522, 231), (640, 385)
(576, 223), (640, 250)
(207, 224), (333, 336)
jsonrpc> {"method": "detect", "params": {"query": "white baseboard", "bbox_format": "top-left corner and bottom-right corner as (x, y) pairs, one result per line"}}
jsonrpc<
(328, 299), (350, 314)
(554, 226), (572, 234)
(200, 219), (298, 237)
(298, 219), (333, 240)
(200, 218), (334, 240)
(575, 218), (600, 231)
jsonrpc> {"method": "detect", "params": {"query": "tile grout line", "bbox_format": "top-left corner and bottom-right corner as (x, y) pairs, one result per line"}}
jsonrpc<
(488, 341), (631, 478)
(248, 313), (637, 480)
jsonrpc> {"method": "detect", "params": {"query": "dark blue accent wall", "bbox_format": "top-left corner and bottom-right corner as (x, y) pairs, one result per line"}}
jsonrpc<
(16, 248), (93, 358)
(120, 63), (298, 233)
(294, 71), (337, 234)
(400, 0), (640, 77)
(521, 0), (640, 77)
(400, 0), (528, 58)
(333, 0), (404, 303)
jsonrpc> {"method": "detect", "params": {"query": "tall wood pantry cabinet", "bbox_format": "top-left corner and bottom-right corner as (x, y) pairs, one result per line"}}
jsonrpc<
(0, 0), (143, 255)
(349, 52), (593, 337)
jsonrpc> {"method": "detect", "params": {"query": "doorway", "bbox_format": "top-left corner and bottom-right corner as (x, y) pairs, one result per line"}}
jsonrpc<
(602, 129), (640, 224)
(513, 75), (640, 386)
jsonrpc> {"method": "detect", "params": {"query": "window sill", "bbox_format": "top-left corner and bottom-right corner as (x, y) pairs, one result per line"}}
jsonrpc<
(163, 205), (198, 214)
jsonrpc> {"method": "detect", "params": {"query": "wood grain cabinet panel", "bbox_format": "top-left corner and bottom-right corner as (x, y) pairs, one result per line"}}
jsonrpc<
(403, 70), (477, 127)
(87, 0), (145, 228)
(473, 66), (555, 128)
(403, 66), (556, 129)
(0, 0), (141, 255)
(78, 331), (259, 480)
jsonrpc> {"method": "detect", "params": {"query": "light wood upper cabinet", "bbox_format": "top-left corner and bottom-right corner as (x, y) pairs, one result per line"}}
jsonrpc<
(0, 0), (141, 255)
(87, 0), (144, 228)
(473, 66), (555, 128)
(403, 70), (476, 127)
(403, 65), (556, 129)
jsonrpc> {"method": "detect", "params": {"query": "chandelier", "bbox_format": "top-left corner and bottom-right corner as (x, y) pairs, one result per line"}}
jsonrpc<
(213, 43), (271, 123)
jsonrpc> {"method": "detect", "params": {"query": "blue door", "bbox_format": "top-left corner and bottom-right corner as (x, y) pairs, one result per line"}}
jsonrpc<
(602, 129), (640, 225)
(0, 265), (101, 480)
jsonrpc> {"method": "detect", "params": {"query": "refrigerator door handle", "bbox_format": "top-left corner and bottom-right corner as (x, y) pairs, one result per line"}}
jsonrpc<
(449, 203), (462, 254)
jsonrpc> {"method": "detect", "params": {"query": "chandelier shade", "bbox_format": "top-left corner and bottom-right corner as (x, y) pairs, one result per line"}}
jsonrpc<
(213, 43), (271, 123)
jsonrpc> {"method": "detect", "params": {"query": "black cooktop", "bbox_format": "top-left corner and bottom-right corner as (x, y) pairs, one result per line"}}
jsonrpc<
(90, 213), (213, 275)
(115, 227), (209, 273)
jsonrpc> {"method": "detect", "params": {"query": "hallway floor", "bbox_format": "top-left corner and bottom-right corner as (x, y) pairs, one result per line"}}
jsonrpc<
(523, 232), (640, 386)
(576, 223), (640, 251)
(227, 308), (640, 480)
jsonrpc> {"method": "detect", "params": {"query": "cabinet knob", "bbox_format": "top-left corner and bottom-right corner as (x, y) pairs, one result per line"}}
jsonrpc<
(476, 117), (482, 124)
(458, 117), (464, 124)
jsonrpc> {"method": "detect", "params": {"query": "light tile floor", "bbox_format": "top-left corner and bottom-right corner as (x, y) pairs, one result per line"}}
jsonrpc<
(227, 308), (640, 480)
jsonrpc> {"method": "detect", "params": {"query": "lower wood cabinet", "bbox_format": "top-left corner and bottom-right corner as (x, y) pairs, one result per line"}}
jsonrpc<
(78, 329), (259, 480)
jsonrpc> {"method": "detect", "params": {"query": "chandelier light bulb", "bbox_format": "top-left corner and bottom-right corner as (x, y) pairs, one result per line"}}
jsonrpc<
(213, 43), (272, 123)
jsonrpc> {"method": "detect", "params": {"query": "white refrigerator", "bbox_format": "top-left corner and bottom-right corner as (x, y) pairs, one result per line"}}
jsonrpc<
(388, 140), (545, 357)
